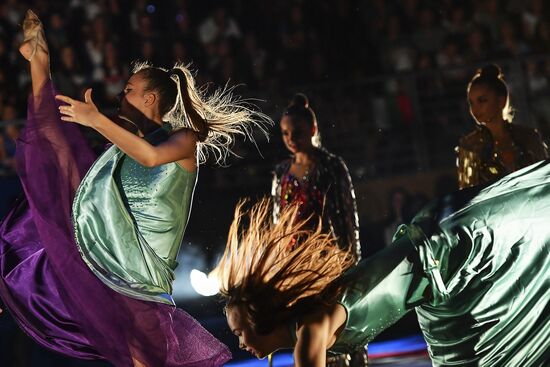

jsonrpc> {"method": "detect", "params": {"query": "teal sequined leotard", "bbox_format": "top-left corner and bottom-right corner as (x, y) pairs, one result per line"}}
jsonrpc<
(73, 124), (197, 305)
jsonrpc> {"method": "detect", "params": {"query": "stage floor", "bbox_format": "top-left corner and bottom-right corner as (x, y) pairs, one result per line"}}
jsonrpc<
(226, 334), (432, 367)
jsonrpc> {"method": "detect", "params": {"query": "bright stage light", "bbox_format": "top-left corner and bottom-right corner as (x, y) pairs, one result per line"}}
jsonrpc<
(190, 269), (220, 296)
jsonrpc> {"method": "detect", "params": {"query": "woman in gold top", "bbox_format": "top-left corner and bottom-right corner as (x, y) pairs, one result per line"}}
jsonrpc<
(456, 63), (547, 189)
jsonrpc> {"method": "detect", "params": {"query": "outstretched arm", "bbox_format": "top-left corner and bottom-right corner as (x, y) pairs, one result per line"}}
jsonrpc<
(56, 89), (197, 167)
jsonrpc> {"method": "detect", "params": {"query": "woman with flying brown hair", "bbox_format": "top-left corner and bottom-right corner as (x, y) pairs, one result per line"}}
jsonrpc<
(215, 155), (550, 366)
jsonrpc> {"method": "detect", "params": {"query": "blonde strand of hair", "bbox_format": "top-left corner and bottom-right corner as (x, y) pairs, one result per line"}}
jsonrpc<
(133, 61), (273, 165)
(173, 63), (272, 165)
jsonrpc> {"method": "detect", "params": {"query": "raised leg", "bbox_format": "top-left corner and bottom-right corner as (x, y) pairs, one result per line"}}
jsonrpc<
(19, 10), (50, 96)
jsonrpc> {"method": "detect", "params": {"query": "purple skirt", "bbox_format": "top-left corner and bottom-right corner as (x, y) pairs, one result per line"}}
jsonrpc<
(0, 81), (231, 366)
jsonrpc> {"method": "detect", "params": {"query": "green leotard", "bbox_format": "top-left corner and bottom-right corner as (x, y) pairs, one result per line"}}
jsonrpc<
(297, 160), (550, 366)
(73, 125), (197, 305)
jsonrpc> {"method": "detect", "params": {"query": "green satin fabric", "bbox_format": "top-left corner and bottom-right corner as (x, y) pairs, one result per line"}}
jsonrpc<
(329, 224), (427, 354)
(411, 162), (550, 366)
(73, 127), (197, 305)
(331, 161), (550, 366)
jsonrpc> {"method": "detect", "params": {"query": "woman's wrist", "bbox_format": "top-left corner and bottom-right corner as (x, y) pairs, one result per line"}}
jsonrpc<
(91, 112), (110, 131)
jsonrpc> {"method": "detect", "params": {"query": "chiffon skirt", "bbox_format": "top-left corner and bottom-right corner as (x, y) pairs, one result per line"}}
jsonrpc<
(0, 81), (231, 366)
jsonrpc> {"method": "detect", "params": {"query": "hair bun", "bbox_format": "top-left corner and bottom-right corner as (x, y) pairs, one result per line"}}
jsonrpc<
(479, 63), (503, 80)
(290, 93), (309, 109)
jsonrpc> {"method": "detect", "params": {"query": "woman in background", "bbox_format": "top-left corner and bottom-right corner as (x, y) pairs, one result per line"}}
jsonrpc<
(272, 93), (361, 261)
(457, 63), (547, 188)
(271, 93), (364, 366)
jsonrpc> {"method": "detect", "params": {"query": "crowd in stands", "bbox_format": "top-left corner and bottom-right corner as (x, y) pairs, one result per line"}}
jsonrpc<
(1, 0), (550, 173)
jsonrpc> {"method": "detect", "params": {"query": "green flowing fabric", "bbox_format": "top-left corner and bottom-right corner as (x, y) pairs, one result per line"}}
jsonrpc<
(329, 224), (427, 354)
(330, 160), (550, 366)
(73, 126), (197, 305)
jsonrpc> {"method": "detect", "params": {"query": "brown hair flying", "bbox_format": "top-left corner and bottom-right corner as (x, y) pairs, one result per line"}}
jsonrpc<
(213, 198), (354, 334)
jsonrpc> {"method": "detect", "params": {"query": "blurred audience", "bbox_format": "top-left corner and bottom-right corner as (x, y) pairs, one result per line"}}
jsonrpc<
(0, 118), (19, 174)
(0, 1), (549, 124)
(382, 187), (411, 247)
(0, 0), (549, 181)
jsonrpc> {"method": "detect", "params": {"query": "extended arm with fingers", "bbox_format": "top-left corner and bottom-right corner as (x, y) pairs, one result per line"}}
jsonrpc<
(56, 90), (197, 168)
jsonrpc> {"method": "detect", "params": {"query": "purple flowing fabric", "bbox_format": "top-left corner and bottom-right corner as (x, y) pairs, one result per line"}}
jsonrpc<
(0, 81), (231, 366)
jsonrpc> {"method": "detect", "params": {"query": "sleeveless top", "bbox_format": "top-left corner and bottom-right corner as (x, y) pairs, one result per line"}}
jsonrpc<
(73, 124), (197, 305)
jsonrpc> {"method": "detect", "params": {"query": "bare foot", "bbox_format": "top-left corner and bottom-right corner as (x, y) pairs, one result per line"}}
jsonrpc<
(19, 10), (49, 62)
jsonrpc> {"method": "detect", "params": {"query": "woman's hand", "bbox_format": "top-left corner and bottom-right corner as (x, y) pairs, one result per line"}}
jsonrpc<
(56, 89), (101, 128)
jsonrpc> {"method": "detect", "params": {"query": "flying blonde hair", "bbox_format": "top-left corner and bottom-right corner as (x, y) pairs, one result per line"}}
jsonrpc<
(133, 61), (272, 164)
(213, 198), (354, 334)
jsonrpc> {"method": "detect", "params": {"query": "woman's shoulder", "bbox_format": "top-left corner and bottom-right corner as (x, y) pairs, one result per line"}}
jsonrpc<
(296, 303), (346, 345)
(315, 147), (349, 169)
(315, 147), (337, 160)
(274, 158), (292, 176)
(508, 123), (542, 140)
(170, 127), (199, 138)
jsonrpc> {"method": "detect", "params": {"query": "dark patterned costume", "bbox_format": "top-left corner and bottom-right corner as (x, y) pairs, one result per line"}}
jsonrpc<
(272, 147), (365, 366)
(272, 147), (361, 261)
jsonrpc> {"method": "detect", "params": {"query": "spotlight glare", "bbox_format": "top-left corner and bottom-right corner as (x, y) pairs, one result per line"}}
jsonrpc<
(190, 269), (220, 296)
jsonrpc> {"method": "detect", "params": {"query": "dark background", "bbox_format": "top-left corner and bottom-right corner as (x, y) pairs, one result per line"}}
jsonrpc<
(1, 0), (549, 365)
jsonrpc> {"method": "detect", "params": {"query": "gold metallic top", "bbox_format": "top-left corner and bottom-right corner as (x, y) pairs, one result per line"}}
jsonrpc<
(456, 124), (548, 189)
